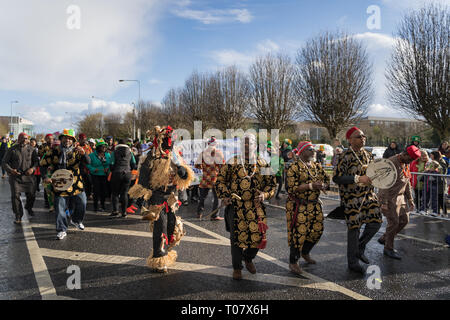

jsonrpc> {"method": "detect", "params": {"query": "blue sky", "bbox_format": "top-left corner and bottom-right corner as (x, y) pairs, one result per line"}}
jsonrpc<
(0, 0), (447, 133)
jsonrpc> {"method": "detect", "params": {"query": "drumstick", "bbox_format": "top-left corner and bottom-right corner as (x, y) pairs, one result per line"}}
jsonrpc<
(201, 193), (241, 220)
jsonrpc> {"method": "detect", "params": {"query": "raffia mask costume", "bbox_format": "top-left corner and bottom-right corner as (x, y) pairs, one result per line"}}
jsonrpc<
(128, 125), (194, 272)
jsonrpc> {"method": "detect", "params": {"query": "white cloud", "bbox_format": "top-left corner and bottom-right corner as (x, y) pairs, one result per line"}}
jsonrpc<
(367, 104), (406, 118)
(0, 0), (164, 98)
(19, 100), (134, 134)
(209, 39), (283, 68)
(171, 1), (253, 24)
(353, 32), (397, 49)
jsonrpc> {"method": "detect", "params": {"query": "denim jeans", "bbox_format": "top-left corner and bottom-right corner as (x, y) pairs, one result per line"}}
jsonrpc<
(55, 192), (87, 232)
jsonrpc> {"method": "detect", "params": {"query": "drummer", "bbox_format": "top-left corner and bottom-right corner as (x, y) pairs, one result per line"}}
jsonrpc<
(40, 129), (91, 240)
(377, 145), (420, 260)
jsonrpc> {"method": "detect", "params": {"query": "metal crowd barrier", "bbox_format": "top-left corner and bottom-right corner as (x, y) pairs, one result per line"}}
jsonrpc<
(410, 171), (449, 218)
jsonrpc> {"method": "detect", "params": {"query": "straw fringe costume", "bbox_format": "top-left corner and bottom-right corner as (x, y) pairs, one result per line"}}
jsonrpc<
(128, 126), (194, 272)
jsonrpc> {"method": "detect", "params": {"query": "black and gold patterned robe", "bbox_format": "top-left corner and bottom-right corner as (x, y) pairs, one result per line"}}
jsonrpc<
(215, 156), (277, 249)
(40, 147), (87, 197)
(286, 160), (330, 248)
(333, 148), (382, 229)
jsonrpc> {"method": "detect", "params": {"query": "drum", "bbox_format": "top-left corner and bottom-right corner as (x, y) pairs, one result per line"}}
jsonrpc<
(51, 169), (75, 192)
(366, 158), (397, 189)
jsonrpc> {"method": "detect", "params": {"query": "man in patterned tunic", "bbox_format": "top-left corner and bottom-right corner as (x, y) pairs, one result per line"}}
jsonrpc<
(195, 136), (225, 220)
(333, 127), (382, 274)
(285, 141), (330, 275)
(41, 129), (91, 240)
(215, 134), (277, 280)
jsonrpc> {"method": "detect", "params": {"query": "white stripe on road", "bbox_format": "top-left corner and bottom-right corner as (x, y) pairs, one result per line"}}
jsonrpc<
(265, 202), (448, 247)
(21, 215), (61, 300)
(30, 223), (228, 246)
(39, 248), (323, 290)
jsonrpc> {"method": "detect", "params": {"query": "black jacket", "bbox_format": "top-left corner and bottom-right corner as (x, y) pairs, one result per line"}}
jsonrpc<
(383, 146), (401, 159)
(111, 144), (136, 173)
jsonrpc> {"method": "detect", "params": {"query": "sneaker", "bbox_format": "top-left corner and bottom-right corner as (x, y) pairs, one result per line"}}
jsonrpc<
(430, 212), (438, 217)
(121, 212), (127, 218)
(57, 231), (67, 240)
(383, 248), (401, 260)
(109, 211), (119, 218)
(70, 221), (85, 230)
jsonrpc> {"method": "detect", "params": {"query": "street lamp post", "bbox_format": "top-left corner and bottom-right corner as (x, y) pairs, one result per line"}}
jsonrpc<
(119, 79), (141, 140)
(10, 100), (19, 139)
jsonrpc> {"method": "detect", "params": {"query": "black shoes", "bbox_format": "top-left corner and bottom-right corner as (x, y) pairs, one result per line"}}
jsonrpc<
(378, 237), (385, 245)
(384, 249), (402, 260)
(358, 254), (370, 264)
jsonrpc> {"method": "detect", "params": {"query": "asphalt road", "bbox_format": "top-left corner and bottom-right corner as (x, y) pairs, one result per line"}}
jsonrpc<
(0, 177), (449, 300)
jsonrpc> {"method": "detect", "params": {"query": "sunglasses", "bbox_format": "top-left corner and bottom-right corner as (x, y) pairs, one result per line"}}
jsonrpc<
(354, 134), (366, 139)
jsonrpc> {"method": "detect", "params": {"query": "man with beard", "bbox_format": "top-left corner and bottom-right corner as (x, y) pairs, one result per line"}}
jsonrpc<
(40, 129), (91, 240)
(333, 127), (382, 274)
(377, 145), (420, 259)
(2, 133), (39, 224)
(215, 133), (277, 280)
(285, 141), (330, 275)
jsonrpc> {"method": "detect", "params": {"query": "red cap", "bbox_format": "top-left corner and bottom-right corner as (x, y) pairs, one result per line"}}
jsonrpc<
(45, 133), (53, 138)
(78, 133), (87, 140)
(407, 145), (421, 160)
(18, 132), (28, 139)
(346, 127), (360, 140)
(297, 141), (313, 155)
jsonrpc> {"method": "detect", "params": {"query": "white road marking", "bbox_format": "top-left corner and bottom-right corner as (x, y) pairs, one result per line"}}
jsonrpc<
(20, 214), (60, 300)
(39, 248), (324, 290)
(265, 202), (447, 247)
(30, 223), (227, 246)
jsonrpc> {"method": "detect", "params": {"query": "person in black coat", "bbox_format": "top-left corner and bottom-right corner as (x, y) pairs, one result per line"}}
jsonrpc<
(0, 136), (10, 178)
(383, 141), (401, 159)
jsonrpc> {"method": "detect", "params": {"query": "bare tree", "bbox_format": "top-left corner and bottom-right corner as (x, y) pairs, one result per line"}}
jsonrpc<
(249, 53), (298, 132)
(161, 88), (186, 129)
(180, 70), (213, 130)
(209, 65), (251, 131)
(76, 113), (103, 138)
(295, 31), (373, 139)
(386, 4), (449, 140)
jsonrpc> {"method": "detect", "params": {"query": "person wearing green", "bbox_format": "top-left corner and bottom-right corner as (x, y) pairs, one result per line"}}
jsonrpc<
(267, 140), (285, 199)
(87, 139), (112, 212)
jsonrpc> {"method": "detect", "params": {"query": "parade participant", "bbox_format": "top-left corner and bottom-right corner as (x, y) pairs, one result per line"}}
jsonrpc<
(110, 139), (136, 218)
(215, 134), (277, 280)
(0, 136), (11, 179)
(38, 134), (54, 208)
(333, 127), (382, 274)
(195, 136), (225, 220)
(87, 139), (111, 212)
(377, 146), (420, 259)
(271, 141), (285, 200)
(40, 129), (91, 239)
(105, 136), (115, 153)
(128, 125), (194, 273)
(78, 133), (93, 200)
(29, 138), (41, 192)
(286, 141), (330, 275)
(2, 133), (39, 224)
(88, 138), (96, 151)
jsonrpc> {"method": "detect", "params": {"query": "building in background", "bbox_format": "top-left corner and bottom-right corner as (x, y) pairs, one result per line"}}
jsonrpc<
(0, 116), (34, 139)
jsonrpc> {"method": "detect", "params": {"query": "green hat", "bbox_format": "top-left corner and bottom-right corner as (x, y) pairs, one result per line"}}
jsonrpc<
(267, 140), (272, 148)
(59, 129), (76, 142)
(96, 139), (107, 147)
(412, 135), (421, 142)
(284, 139), (292, 145)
